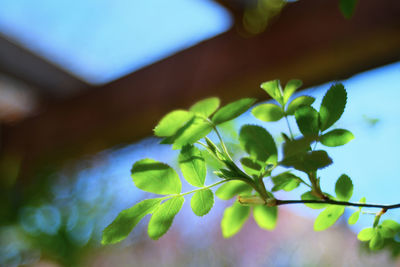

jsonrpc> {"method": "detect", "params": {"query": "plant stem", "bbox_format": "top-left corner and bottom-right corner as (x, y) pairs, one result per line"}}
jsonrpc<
(161, 180), (227, 200)
(308, 171), (326, 199)
(212, 124), (233, 162)
(275, 199), (400, 210)
(297, 177), (312, 188)
(284, 115), (295, 140)
(195, 141), (224, 164)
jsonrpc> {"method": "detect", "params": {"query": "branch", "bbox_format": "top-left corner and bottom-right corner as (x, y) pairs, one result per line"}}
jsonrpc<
(275, 199), (400, 210)
(160, 180), (227, 200)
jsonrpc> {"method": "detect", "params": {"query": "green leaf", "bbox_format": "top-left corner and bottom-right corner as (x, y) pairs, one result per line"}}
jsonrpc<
(190, 189), (214, 217)
(335, 174), (353, 201)
(190, 97), (220, 117)
(301, 191), (329, 209)
(204, 136), (220, 157)
(295, 106), (319, 136)
(286, 96), (315, 115)
(214, 169), (238, 179)
(240, 157), (263, 177)
(215, 180), (253, 200)
(358, 227), (374, 241)
(221, 202), (250, 238)
(239, 125), (277, 164)
(178, 144), (206, 187)
(282, 136), (314, 158)
(382, 220), (400, 232)
(319, 83), (347, 131)
(260, 80), (283, 105)
(131, 159), (181, 195)
(251, 103), (284, 122)
(377, 224), (396, 239)
(271, 172), (301, 192)
(283, 79), (303, 104)
(102, 199), (161, 244)
(148, 196), (184, 240)
(212, 98), (256, 125)
(339, 0), (357, 19)
(348, 211), (360, 225)
(280, 150), (332, 173)
(320, 129), (354, 147)
(314, 205), (345, 231)
(253, 205), (277, 230)
(154, 110), (193, 137)
(171, 116), (213, 149)
(377, 220), (400, 239)
(369, 231), (384, 250)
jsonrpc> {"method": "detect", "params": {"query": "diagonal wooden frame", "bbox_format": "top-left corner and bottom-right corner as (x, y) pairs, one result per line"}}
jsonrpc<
(1, 0), (400, 179)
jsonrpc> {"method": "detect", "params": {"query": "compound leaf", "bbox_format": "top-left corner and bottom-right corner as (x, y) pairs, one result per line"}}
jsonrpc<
(131, 159), (181, 195)
(314, 205), (345, 231)
(215, 180), (253, 200)
(102, 198), (161, 244)
(239, 125), (277, 164)
(191, 189), (214, 216)
(154, 110), (193, 137)
(286, 96), (315, 115)
(190, 97), (220, 117)
(319, 83), (347, 131)
(320, 129), (354, 147)
(178, 144), (206, 187)
(212, 98), (256, 125)
(253, 205), (277, 230)
(251, 103), (284, 122)
(148, 196), (184, 240)
(221, 202), (250, 238)
(335, 174), (353, 201)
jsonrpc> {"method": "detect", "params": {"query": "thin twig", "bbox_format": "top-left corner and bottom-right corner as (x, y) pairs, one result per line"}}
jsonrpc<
(275, 199), (400, 209)
(284, 115), (295, 140)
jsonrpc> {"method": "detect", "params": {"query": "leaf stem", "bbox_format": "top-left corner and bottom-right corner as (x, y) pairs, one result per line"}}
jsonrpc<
(195, 141), (224, 164)
(274, 199), (400, 210)
(284, 115), (295, 140)
(297, 177), (312, 188)
(161, 180), (227, 200)
(212, 124), (233, 162)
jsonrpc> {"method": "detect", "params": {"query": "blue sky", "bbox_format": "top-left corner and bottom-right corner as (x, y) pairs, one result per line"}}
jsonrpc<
(0, 0), (231, 84)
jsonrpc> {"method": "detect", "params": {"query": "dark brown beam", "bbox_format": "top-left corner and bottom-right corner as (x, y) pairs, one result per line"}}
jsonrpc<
(0, 34), (89, 98)
(2, 0), (400, 176)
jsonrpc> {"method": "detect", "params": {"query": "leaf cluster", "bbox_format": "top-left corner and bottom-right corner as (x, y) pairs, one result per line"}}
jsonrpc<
(102, 79), (399, 256)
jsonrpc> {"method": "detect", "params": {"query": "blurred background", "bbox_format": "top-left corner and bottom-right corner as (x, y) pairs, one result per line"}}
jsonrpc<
(0, 0), (400, 266)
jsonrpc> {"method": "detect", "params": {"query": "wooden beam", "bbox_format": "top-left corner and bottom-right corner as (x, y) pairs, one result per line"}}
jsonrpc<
(2, 0), (400, 176)
(0, 34), (89, 98)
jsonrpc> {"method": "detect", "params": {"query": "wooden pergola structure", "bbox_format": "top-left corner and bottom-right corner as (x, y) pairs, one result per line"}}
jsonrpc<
(1, 0), (400, 181)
